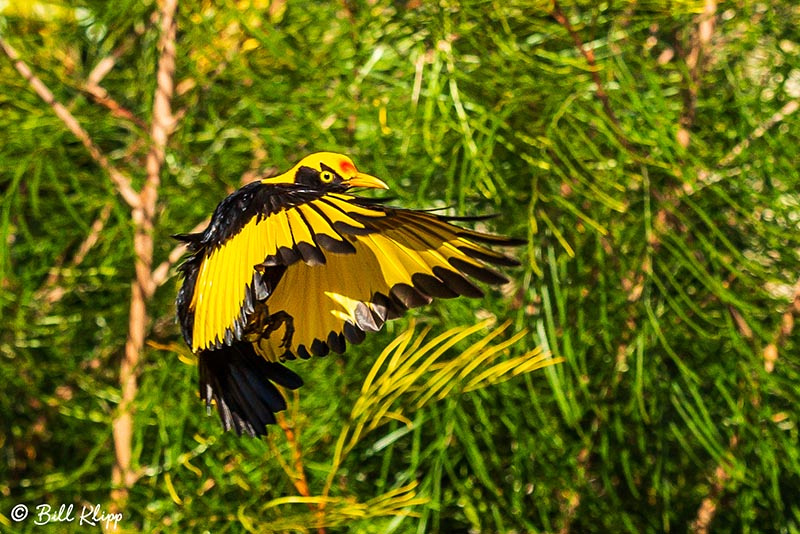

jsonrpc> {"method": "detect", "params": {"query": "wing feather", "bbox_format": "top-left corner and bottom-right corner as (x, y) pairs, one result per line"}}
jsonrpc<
(393, 224), (510, 286)
(180, 184), (521, 356)
(286, 208), (325, 265)
(312, 197), (372, 234)
(183, 186), (386, 352)
(257, 204), (521, 360)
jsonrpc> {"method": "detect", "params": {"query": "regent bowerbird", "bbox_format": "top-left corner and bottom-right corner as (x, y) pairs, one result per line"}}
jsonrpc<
(176, 152), (524, 436)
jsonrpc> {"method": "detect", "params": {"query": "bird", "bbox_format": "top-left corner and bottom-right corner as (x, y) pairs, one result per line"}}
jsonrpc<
(175, 152), (524, 437)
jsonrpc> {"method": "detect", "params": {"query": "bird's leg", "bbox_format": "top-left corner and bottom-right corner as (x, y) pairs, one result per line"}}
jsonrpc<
(244, 305), (296, 349)
(243, 305), (269, 343)
(264, 311), (295, 349)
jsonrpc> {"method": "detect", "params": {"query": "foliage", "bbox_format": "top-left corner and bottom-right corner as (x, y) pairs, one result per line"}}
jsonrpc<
(1, 0), (799, 532)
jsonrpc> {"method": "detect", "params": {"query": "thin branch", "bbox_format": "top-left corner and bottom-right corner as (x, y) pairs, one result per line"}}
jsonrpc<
(677, 7), (758, 515)
(0, 37), (141, 210)
(551, 1), (622, 130)
(38, 203), (114, 305)
(151, 219), (210, 288)
(719, 99), (799, 168)
(678, 0), (717, 148)
(83, 19), (150, 130)
(276, 410), (326, 534)
(86, 55), (118, 89)
(83, 83), (149, 130)
(276, 413), (313, 498)
(686, 99), (799, 195)
(112, 0), (178, 504)
(85, 11), (157, 87)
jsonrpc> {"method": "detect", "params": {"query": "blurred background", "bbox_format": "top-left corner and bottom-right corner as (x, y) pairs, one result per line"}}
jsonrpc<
(1, 0), (799, 532)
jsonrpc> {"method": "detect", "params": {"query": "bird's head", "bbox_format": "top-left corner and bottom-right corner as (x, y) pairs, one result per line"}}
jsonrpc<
(263, 152), (389, 190)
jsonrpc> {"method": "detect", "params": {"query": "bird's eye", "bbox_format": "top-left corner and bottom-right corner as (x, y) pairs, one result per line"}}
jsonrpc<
(319, 170), (335, 183)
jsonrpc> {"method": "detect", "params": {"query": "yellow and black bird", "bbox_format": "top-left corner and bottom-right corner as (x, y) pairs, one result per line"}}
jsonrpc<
(176, 152), (524, 436)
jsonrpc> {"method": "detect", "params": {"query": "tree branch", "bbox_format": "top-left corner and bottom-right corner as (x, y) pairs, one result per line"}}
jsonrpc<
(678, 0), (717, 148)
(83, 83), (149, 130)
(687, 98), (799, 195)
(112, 0), (178, 504)
(276, 410), (326, 534)
(0, 37), (141, 210)
(151, 220), (209, 288)
(550, 1), (621, 130)
(37, 203), (114, 305)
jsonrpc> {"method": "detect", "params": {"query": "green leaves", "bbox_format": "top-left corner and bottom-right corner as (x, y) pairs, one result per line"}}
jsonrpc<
(3, 1), (800, 532)
(333, 320), (557, 471)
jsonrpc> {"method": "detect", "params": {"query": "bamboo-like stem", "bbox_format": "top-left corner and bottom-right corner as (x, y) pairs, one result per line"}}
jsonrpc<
(111, 0), (178, 504)
(0, 18), (177, 505)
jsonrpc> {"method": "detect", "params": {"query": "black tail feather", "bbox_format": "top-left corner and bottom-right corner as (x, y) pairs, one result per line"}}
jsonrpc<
(198, 342), (303, 437)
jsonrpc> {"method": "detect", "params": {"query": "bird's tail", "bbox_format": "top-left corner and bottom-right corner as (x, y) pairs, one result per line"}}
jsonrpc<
(198, 342), (303, 437)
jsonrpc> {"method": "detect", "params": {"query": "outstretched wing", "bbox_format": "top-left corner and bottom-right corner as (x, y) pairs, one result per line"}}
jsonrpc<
(256, 206), (524, 360)
(176, 183), (389, 352)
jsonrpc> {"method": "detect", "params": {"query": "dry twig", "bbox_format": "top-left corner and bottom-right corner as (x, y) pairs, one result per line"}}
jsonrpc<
(551, 1), (622, 130)
(37, 203), (114, 305)
(678, 0), (717, 148)
(112, 0), (178, 503)
(1, 9), (178, 505)
(276, 410), (327, 534)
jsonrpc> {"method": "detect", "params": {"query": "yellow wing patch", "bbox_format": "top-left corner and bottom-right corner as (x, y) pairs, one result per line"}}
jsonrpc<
(189, 194), (388, 352)
(257, 210), (515, 360)
(191, 215), (281, 351)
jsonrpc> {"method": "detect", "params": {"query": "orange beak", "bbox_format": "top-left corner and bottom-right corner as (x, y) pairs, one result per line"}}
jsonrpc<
(348, 172), (389, 190)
